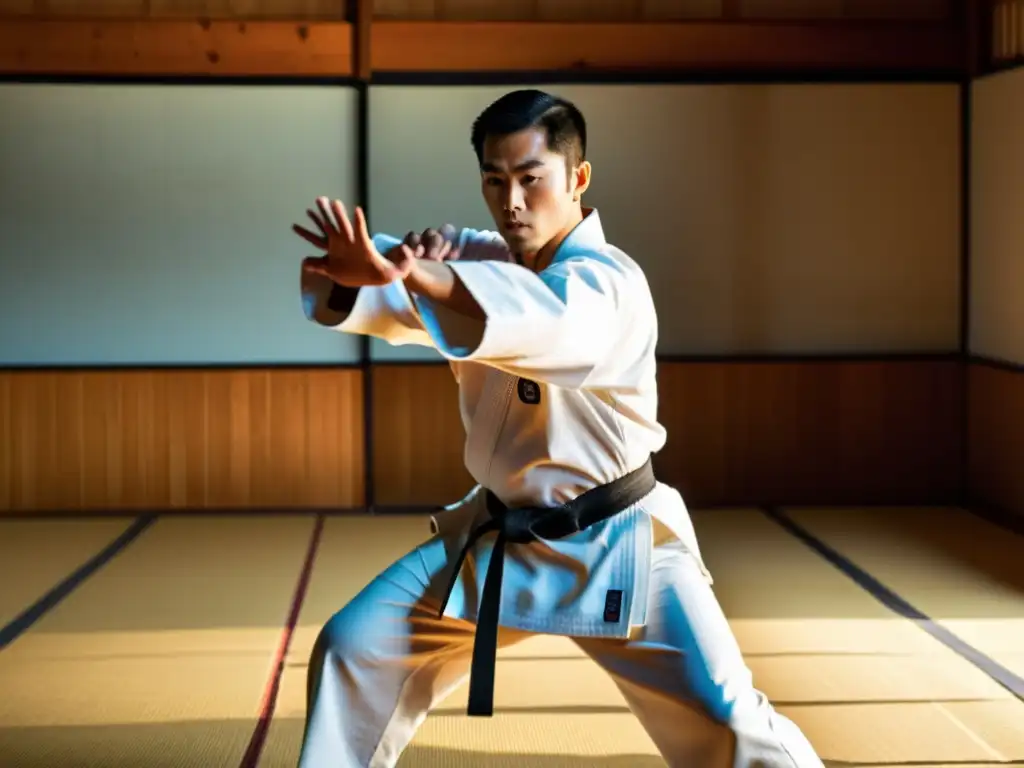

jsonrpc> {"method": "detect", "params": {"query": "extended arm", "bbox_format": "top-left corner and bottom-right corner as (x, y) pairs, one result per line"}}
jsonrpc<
(301, 233), (436, 347)
(302, 227), (513, 349)
(407, 251), (652, 390)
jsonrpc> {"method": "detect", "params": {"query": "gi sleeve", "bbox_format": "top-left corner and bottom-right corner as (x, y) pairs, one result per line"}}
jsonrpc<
(411, 251), (649, 390)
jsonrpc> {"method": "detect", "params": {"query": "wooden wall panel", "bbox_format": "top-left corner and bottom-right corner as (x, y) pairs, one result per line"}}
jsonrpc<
(371, 365), (474, 507)
(0, 369), (364, 513)
(968, 362), (1024, 518)
(370, 359), (964, 509)
(654, 359), (963, 507)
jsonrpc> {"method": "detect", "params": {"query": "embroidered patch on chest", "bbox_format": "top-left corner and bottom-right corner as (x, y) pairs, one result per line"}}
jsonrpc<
(603, 590), (623, 623)
(517, 378), (542, 405)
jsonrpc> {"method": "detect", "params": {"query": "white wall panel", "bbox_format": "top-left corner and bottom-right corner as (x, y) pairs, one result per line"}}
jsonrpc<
(971, 67), (1024, 365)
(0, 83), (361, 366)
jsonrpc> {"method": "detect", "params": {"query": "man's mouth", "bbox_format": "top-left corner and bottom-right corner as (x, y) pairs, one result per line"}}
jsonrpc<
(504, 221), (529, 232)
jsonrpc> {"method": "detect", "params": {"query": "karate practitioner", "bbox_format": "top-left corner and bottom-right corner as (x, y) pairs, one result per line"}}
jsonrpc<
(295, 89), (824, 767)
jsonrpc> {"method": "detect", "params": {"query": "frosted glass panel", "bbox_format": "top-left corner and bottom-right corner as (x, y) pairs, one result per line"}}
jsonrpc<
(0, 83), (361, 366)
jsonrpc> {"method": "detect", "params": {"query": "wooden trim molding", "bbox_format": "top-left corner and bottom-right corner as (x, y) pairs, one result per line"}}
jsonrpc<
(0, 18), (962, 80)
(0, 19), (354, 77)
(369, 20), (964, 76)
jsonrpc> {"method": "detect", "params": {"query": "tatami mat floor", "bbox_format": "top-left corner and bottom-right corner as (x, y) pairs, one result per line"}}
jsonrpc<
(1, 507), (1022, 767)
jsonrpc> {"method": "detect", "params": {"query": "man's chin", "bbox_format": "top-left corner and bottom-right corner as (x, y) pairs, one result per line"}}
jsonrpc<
(502, 229), (534, 249)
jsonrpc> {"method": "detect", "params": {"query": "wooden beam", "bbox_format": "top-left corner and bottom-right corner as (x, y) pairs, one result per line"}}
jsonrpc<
(0, 18), (963, 80)
(353, 0), (373, 79)
(370, 20), (963, 75)
(0, 19), (354, 77)
(965, 0), (995, 74)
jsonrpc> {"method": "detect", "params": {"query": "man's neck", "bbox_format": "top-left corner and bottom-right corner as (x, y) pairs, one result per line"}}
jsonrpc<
(517, 207), (586, 273)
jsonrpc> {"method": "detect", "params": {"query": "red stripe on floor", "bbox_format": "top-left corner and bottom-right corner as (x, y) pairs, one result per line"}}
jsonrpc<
(240, 514), (325, 768)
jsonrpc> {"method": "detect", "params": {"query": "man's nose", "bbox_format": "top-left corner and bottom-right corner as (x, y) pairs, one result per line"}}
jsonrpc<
(503, 182), (524, 211)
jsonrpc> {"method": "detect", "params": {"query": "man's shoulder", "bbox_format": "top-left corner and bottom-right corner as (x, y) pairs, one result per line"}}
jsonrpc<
(555, 242), (651, 289)
(455, 227), (513, 263)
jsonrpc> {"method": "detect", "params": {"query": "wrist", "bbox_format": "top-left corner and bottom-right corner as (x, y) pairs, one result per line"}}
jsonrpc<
(403, 259), (451, 298)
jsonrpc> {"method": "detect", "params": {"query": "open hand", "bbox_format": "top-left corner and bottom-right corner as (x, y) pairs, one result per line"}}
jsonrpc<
(294, 197), (415, 288)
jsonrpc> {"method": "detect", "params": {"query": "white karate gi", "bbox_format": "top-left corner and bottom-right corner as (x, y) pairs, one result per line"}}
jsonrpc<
(298, 210), (823, 767)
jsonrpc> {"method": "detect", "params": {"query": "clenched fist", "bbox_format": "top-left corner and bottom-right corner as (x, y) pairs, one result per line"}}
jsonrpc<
(388, 225), (461, 265)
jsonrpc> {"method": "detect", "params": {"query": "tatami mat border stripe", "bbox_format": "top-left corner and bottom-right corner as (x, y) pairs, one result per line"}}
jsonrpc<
(239, 514), (326, 768)
(762, 506), (1024, 701)
(0, 515), (157, 650)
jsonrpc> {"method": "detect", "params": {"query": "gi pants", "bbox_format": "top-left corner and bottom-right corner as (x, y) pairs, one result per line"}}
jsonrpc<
(297, 533), (825, 767)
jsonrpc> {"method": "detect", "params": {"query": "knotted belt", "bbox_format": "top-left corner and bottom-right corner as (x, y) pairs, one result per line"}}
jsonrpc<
(436, 457), (658, 717)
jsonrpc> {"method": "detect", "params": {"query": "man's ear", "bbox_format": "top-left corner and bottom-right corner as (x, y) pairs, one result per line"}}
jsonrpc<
(572, 161), (592, 200)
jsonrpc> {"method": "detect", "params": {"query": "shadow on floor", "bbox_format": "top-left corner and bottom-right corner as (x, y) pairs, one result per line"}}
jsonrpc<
(0, 721), (669, 768)
(397, 749), (668, 767)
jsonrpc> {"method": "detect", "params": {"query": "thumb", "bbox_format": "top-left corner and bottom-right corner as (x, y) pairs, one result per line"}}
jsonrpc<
(302, 256), (329, 276)
(391, 244), (418, 278)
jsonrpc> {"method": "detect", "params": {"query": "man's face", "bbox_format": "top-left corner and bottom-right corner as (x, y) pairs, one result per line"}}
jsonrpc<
(479, 127), (585, 256)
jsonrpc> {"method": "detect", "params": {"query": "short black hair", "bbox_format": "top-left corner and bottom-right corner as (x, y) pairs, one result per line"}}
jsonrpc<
(470, 89), (587, 171)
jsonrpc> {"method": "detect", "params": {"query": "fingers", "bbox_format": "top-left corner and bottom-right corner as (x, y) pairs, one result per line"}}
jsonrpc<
(353, 206), (374, 250)
(315, 197), (338, 235)
(307, 207), (327, 232)
(417, 226), (460, 261)
(391, 244), (418, 278)
(331, 199), (356, 242)
(293, 223), (327, 250)
(316, 196), (356, 243)
(429, 240), (453, 262)
(421, 228), (444, 255)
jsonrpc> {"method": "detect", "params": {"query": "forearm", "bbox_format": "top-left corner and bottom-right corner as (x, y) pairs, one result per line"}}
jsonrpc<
(403, 259), (486, 321)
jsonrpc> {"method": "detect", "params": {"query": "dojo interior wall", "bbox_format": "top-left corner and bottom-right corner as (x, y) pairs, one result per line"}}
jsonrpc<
(0, 78), (966, 512)
(0, 83), (368, 512)
(968, 64), (1024, 520)
(368, 83), (964, 508)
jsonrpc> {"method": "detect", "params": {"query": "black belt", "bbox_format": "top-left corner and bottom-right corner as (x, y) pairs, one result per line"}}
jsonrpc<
(436, 458), (657, 717)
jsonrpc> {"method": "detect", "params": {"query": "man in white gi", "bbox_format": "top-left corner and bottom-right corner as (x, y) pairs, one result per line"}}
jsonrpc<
(295, 89), (824, 767)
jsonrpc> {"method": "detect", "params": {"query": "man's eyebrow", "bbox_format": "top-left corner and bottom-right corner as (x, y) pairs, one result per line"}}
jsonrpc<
(480, 158), (545, 173)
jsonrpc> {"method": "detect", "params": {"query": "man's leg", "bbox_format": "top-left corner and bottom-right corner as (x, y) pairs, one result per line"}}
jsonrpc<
(575, 543), (824, 768)
(298, 534), (528, 768)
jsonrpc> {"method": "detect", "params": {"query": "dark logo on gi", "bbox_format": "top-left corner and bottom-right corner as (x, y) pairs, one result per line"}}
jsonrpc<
(604, 590), (623, 623)
(517, 378), (541, 405)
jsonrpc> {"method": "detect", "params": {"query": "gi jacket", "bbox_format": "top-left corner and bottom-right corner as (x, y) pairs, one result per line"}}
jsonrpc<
(301, 209), (711, 639)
